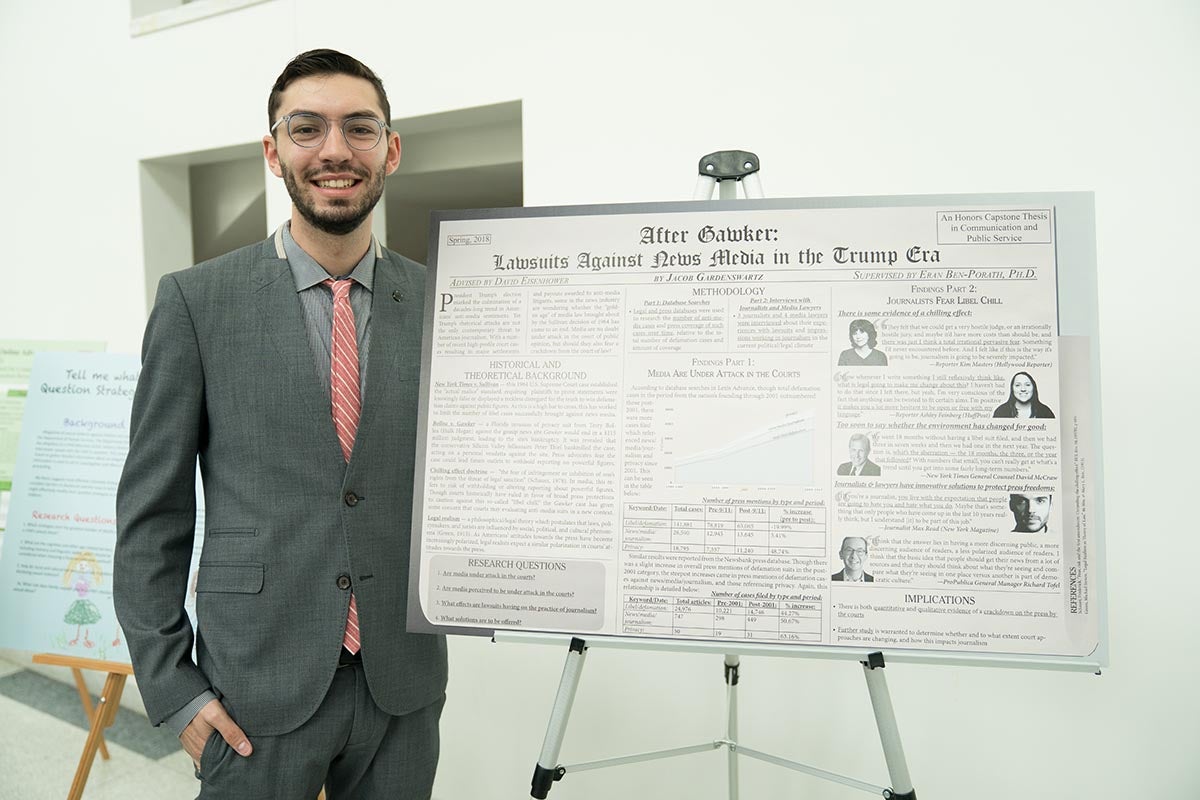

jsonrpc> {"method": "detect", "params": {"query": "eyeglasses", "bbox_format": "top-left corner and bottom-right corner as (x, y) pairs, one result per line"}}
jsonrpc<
(841, 548), (867, 557)
(270, 113), (388, 151)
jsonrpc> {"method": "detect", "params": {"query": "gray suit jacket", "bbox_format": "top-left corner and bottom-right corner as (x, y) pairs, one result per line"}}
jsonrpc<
(831, 570), (874, 582)
(836, 459), (880, 476)
(115, 235), (447, 736)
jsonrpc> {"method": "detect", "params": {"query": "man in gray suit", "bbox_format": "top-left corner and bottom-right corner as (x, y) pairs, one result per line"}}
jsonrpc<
(836, 433), (881, 477)
(831, 536), (874, 582)
(114, 50), (447, 798)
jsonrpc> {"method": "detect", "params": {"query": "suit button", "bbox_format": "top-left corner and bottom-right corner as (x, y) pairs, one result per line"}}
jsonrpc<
(344, 492), (359, 507)
(336, 574), (351, 590)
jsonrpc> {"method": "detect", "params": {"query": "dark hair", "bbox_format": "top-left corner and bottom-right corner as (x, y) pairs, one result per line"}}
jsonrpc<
(1005, 371), (1040, 405)
(1009, 493), (1052, 513)
(848, 319), (878, 348)
(267, 49), (391, 131)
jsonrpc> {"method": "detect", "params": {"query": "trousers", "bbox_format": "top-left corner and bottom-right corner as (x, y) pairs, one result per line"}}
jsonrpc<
(196, 661), (444, 799)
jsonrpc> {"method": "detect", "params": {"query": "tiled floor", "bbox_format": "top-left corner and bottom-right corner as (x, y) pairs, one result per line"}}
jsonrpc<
(0, 654), (198, 799)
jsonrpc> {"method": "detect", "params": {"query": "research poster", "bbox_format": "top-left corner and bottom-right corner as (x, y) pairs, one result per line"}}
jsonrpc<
(410, 197), (1102, 662)
(0, 352), (204, 660)
(0, 340), (105, 538)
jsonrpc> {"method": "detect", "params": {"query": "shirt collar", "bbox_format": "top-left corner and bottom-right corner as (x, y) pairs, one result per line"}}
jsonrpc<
(277, 222), (377, 292)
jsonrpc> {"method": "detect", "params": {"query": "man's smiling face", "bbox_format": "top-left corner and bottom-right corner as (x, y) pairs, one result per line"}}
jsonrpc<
(264, 72), (399, 237)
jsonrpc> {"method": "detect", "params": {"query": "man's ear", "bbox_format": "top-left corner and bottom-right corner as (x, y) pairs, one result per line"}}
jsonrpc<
(384, 131), (401, 176)
(263, 135), (284, 178)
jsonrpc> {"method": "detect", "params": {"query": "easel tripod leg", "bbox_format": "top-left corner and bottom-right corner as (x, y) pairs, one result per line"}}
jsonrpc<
(67, 672), (127, 800)
(530, 638), (589, 798)
(861, 653), (916, 800)
(70, 667), (110, 760)
(724, 655), (740, 800)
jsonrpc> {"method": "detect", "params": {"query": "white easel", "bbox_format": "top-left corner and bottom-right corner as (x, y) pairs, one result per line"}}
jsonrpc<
(511, 151), (918, 800)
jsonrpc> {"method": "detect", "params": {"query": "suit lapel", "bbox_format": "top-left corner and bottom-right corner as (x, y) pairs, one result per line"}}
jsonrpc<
(357, 251), (420, 439)
(250, 237), (340, 456)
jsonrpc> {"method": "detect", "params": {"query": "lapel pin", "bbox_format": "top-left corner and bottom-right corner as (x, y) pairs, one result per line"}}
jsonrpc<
(392, 290), (404, 303)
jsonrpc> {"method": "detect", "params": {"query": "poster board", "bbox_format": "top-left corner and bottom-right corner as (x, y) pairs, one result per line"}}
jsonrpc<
(0, 352), (205, 660)
(0, 340), (105, 538)
(408, 192), (1106, 671)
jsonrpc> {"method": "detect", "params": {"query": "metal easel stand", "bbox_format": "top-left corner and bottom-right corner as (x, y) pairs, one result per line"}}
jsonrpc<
(527, 638), (916, 799)
(529, 152), (915, 798)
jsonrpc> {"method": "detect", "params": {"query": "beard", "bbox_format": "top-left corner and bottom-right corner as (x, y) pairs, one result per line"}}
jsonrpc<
(1016, 511), (1045, 531)
(280, 160), (385, 237)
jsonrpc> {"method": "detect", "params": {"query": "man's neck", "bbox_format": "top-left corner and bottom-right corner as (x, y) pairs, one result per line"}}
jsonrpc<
(290, 212), (374, 277)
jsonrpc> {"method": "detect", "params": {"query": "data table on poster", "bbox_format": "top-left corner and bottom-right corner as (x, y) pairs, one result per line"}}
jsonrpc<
(621, 503), (826, 557)
(623, 594), (823, 642)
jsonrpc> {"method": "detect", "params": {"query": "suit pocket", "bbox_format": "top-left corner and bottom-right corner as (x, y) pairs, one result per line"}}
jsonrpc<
(196, 562), (264, 594)
(198, 729), (228, 780)
(207, 528), (257, 537)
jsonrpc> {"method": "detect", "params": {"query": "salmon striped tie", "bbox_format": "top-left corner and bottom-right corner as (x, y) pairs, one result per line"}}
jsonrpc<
(326, 278), (361, 654)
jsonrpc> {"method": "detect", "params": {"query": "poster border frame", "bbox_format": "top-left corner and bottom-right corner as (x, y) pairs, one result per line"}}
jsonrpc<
(408, 191), (1108, 673)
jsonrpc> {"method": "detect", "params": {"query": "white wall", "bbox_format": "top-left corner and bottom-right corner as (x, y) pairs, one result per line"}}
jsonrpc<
(1, 1), (1197, 797)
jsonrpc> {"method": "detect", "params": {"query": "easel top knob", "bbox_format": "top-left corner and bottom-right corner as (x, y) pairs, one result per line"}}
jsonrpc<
(694, 150), (764, 200)
(698, 150), (760, 181)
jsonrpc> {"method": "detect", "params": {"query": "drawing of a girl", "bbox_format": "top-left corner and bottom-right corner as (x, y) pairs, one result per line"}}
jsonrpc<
(62, 551), (103, 648)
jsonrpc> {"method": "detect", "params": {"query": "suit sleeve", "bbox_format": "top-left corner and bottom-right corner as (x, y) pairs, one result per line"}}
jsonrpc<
(114, 274), (212, 726)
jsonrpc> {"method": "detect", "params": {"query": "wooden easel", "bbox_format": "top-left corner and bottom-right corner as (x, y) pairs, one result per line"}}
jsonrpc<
(31, 653), (330, 800)
(32, 653), (132, 800)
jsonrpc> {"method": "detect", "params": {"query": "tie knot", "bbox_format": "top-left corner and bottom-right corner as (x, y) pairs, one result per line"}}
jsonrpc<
(324, 278), (353, 299)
